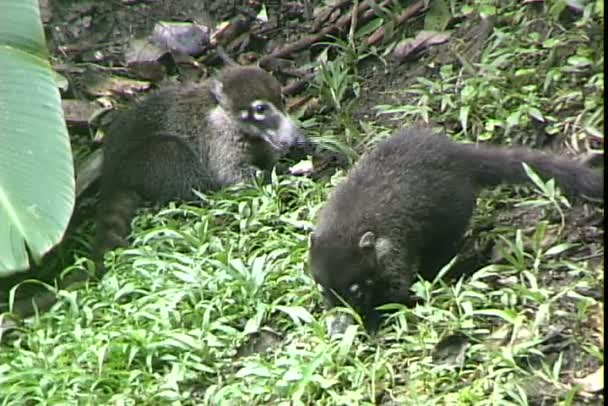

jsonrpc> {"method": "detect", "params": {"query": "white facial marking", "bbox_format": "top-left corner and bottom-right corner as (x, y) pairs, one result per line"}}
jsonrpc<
(349, 284), (360, 293)
(258, 128), (281, 150)
(240, 110), (249, 120)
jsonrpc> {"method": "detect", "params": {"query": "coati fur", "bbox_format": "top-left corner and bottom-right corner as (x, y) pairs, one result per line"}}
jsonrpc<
(95, 65), (304, 272)
(309, 127), (603, 334)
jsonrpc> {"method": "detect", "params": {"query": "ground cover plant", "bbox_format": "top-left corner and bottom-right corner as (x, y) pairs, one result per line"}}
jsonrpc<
(0, 0), (603, 404)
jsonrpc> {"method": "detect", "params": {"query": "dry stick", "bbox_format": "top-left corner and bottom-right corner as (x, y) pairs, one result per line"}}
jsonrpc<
(302, 0), (314, 20)
(282, 72), (317, 96)
(366, 0), (427, 46)
(349, 0), (359, 44)
(258, 0), (390, 69)
(215, 45), (239, 66)
(357, 0), (396, 34)
(311, 0), (354, 32)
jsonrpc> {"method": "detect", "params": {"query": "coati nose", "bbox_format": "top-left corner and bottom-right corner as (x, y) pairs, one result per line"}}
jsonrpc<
(276, 114), (306, 149)
(291, 126), (307, 147)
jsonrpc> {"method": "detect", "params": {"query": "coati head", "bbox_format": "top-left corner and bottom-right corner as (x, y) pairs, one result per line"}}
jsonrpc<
(309, 230), (411, 334)
(209, 66), (305, 153)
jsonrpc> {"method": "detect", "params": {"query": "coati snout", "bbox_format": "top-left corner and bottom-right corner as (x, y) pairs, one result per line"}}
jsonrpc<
(310, 127), (603, 335)
(233, 98), (305, 152)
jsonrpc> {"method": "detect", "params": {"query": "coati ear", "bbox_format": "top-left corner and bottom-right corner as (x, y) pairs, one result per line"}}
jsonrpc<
(359, 231), (392, 261)
(209, 79), (230, 108)
(359, 231), (376, 249)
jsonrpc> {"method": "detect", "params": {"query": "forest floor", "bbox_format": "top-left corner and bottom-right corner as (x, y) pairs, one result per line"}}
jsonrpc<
(0, 0), (604, 404)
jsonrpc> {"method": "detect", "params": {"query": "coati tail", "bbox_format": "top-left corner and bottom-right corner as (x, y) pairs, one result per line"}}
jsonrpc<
(465, 145), (604, 201)
(94, 188), (142, 275)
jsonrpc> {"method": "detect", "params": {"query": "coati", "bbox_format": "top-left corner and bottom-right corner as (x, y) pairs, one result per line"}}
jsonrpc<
(309, 127), (603, 334)
(95, 65), (304, 272)
(0, 66), (304, 321)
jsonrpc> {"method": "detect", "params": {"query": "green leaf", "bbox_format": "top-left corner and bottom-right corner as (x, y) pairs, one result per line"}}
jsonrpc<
(424, 0), (452, 31)
(0, 0), (74, 275)
(544, 243), (573, 257)
(514, 230), (525, 263)
(506, 111), (521, 131)
(542, 38), (560, 48)
(479, 5), (497, 18)
(527, 107), (545, 122)
(0, 1), (48, 59)
(275, 305), (314, 325)
(567, 55), (592, 68)
(522, 163), (547, 192)
(336, 324), (358, 360)
(459, 105), (470, 134)
(473, 308), (518, 324)
(355, 18), (384, 39)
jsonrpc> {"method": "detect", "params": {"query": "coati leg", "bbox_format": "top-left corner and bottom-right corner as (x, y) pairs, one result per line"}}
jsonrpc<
(93, 188), (142, 276)
(95, 135), (216, 274)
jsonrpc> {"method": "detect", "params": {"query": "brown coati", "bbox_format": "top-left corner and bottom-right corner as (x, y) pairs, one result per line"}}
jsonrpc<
(95, 65), (305, 272)
(309, 127), (603, 334)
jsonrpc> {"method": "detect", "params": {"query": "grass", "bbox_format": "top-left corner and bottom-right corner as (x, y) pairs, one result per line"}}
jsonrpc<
(1, 0), (604, 404)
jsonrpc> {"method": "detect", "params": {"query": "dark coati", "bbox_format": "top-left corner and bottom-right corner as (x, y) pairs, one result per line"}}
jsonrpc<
(309, 127), (603, 334)
(95, 65), (304, 272)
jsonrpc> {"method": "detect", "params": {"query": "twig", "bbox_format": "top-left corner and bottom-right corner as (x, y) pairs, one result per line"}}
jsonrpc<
(366, 0), (427, 46)
(258, 0), (390, 69)
(348, 0), (359, 44)
(303, 0), (314, 20)
(282, 72), (317, 96)
(215, 45), (239, 66)
(311, 0), (353, 32)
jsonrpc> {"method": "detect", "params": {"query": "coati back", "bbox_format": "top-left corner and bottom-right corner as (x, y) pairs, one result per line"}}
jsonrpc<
(310, 127), (603, 333)
(96, 66), (304, 272)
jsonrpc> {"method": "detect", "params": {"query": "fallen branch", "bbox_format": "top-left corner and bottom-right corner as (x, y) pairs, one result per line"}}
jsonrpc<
(311, 0), (353, 32)
(258, 0), (391, 69)
(366, 0), (427, 46)
(282, 72), (317, 96)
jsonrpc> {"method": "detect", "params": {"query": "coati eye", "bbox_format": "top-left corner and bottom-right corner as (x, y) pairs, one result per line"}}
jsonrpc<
(255, 103), (268, 114)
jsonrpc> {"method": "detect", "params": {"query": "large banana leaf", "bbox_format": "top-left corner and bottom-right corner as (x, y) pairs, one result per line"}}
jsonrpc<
(0, 0), (75, 275)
